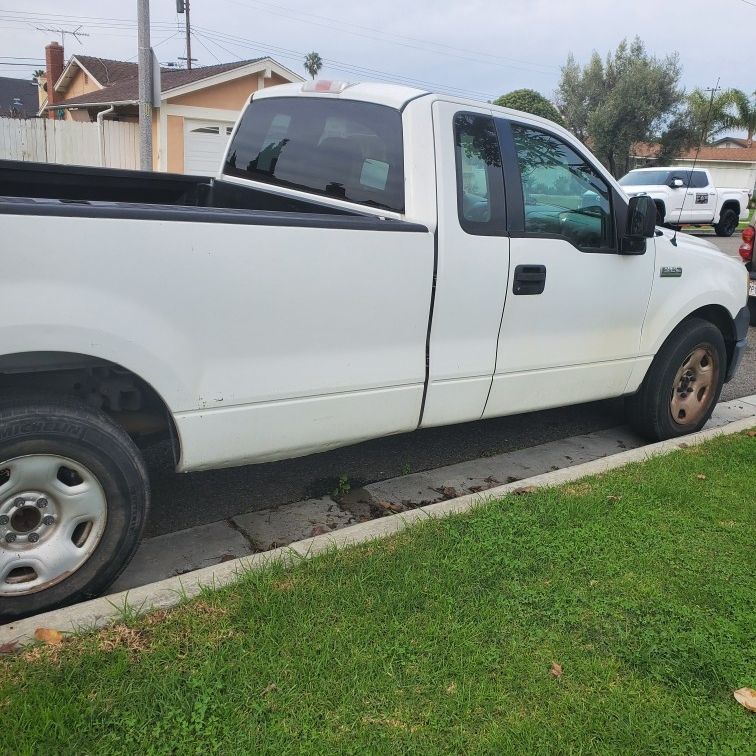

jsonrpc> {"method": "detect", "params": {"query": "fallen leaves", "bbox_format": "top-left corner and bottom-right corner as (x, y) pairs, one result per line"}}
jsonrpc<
(260, 683), (278, 697)
(0, 641), (19, 655)
(733, 687), (756, 712)
(745, 430), (756, 438)
(446, 682), (457, 694)
(549, 662), (563, 678)
(34, 628), (62, 646)
(695, 474), (707, 481)
(607, 495), (622, 502)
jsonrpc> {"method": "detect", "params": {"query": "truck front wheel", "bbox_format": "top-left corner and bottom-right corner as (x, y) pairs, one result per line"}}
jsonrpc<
(0, 396), (149, 622)
(625, 318), (726, 441)
(714, 208), (738, 237)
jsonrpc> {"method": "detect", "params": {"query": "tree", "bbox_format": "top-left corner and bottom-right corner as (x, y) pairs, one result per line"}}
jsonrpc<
(303, 52), (323, 80)
(655, 88), (733, 163)
(686, 87), (732, 142)
(556, 37), (684, 177)
(493, 89), (564, 126)
(723, 89), (756, 143)
(32, 69), (46, 90)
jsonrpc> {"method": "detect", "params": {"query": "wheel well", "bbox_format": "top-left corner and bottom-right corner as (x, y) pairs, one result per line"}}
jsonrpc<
(682, 305), (735, 363)
(0, 352), (179, 460)
(720, 200), (740, 218)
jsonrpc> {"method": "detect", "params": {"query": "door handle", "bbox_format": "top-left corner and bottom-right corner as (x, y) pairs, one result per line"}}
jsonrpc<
(513, 264), (546, 295)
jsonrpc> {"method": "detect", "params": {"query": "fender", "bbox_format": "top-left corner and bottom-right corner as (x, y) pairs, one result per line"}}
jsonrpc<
(0, 298), (196, 414)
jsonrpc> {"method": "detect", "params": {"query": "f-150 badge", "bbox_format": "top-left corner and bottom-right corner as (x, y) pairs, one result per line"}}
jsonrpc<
(660, 266), (683, 277)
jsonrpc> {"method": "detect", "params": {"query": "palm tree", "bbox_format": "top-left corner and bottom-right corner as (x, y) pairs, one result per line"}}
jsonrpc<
(723, 89), (756, 145)
(32, 69), (46, 90)
(687, 88), (732, 143)
(304, 52), (323, 80)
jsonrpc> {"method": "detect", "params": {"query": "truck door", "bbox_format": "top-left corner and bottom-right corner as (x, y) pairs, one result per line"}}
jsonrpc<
(483, 118), (656, 418)
(420, 101), (510, 427)
(686, 170), (716, 222)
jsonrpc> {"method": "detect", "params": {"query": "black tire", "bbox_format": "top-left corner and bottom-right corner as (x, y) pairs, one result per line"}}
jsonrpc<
(714, 208), (738, 237)
(749, 297), (756, 327)
(625, 318), (726, 441)
(0, 395), (149, 622)
(655, 202), (665, 226)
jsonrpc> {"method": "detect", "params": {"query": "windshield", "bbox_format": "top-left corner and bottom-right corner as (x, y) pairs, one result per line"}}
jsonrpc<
(619, 170), (672, 186)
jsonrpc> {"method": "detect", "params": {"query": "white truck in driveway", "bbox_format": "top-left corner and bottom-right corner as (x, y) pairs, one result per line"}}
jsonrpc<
(0, 81), (750, 620)
(619, 166), (750, 236)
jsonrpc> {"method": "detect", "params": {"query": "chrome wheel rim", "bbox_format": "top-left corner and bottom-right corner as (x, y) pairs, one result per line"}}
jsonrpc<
(0, 455), (107, 595)
(670, 345), (719, 427)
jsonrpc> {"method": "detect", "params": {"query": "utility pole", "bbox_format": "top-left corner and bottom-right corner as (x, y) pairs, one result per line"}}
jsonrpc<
(137, 0), (153, 170)
(177, 0), (194, 70)
(185, 0), (192, 70)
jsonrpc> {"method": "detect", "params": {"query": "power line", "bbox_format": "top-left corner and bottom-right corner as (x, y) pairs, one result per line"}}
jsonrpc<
(218, 0), (559, 75)
(193, 27), (499, 100)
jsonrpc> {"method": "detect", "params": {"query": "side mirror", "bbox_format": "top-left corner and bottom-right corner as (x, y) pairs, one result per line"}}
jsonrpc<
(671, 178), (684, 188)
(621, 195), (656, 254)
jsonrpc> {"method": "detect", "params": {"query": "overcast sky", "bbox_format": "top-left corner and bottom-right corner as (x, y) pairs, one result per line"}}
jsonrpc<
(1, 0), (753, 102)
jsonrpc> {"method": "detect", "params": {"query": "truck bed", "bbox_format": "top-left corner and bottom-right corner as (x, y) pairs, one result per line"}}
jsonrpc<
(0, 159), (364, 219)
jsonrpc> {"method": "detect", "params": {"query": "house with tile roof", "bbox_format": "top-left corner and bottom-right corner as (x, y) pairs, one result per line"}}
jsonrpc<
(39, 42), (303, 173)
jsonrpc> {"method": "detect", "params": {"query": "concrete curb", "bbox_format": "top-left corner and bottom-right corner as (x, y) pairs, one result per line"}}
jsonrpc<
(2, 414), (754, 647)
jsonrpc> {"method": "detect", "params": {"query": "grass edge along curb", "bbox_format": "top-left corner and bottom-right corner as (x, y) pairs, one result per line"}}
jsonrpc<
(2, 414), (755, 647)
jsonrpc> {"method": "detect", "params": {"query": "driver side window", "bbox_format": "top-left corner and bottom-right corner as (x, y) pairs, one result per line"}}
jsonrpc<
(511, 124), (614, 251)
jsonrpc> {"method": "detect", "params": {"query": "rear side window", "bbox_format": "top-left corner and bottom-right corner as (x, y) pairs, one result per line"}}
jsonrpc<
(691, 171), (708, 188)
(453, 113), (506, 235)
(224, 97), (405, 213)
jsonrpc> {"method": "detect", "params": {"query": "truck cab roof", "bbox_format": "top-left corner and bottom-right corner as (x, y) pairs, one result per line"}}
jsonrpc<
(252, 81), (430, 111)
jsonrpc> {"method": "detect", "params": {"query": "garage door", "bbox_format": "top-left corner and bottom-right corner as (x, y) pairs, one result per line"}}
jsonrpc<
(184, 119), (234, 175)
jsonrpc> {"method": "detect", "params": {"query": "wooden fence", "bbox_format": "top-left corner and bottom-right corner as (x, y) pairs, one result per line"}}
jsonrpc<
(0, 118), (139, 169)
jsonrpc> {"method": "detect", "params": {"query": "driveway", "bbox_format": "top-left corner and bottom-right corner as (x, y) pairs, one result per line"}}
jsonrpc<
(142, 231), (754, 538)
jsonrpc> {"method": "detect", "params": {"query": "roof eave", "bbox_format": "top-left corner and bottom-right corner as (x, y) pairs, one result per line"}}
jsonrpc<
(162, 58), (304, 101)
(43, 99), (138, 110)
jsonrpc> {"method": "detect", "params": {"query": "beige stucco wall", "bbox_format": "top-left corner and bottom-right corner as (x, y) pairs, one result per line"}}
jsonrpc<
(166, 114), (185, 174)
(61, 66), (102, 121)
(65, 68), (100, 98)
(169, 72), (289, 110)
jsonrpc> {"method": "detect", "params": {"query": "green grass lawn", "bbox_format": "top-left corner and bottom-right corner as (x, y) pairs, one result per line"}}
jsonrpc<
(3, 432), (755, 754)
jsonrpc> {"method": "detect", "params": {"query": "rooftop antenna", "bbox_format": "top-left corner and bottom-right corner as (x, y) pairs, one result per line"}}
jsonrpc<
(35, 25), (90, 46)
(671, 78), (720, 247)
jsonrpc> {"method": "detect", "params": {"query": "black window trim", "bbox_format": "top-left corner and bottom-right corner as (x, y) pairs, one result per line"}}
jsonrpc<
(452, 110), (507, 237)
(222, 95), (407, 215)
(496, 118), (620, 254)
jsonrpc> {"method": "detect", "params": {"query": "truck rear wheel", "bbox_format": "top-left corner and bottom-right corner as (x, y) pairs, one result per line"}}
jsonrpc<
(714, 208), (738, 237)
(625, 318), (726, 441)
(0, 396), (149, 622)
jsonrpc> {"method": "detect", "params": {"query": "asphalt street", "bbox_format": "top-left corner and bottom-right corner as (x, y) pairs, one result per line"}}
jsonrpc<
(142, 232), (754, 538)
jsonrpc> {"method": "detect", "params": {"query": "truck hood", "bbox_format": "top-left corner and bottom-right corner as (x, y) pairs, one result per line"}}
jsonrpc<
(656, 227), (745, 275)
(621, 185), (667, 198)
(656, 227), (722, 254)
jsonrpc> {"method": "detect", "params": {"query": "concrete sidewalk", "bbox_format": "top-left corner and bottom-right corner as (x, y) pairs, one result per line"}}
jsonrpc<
(109, 394), (756, 594)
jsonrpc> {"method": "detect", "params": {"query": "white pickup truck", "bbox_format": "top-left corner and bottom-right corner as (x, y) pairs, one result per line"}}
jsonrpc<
(619, 166), (750, 236)
(0, 81), (750, 620)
